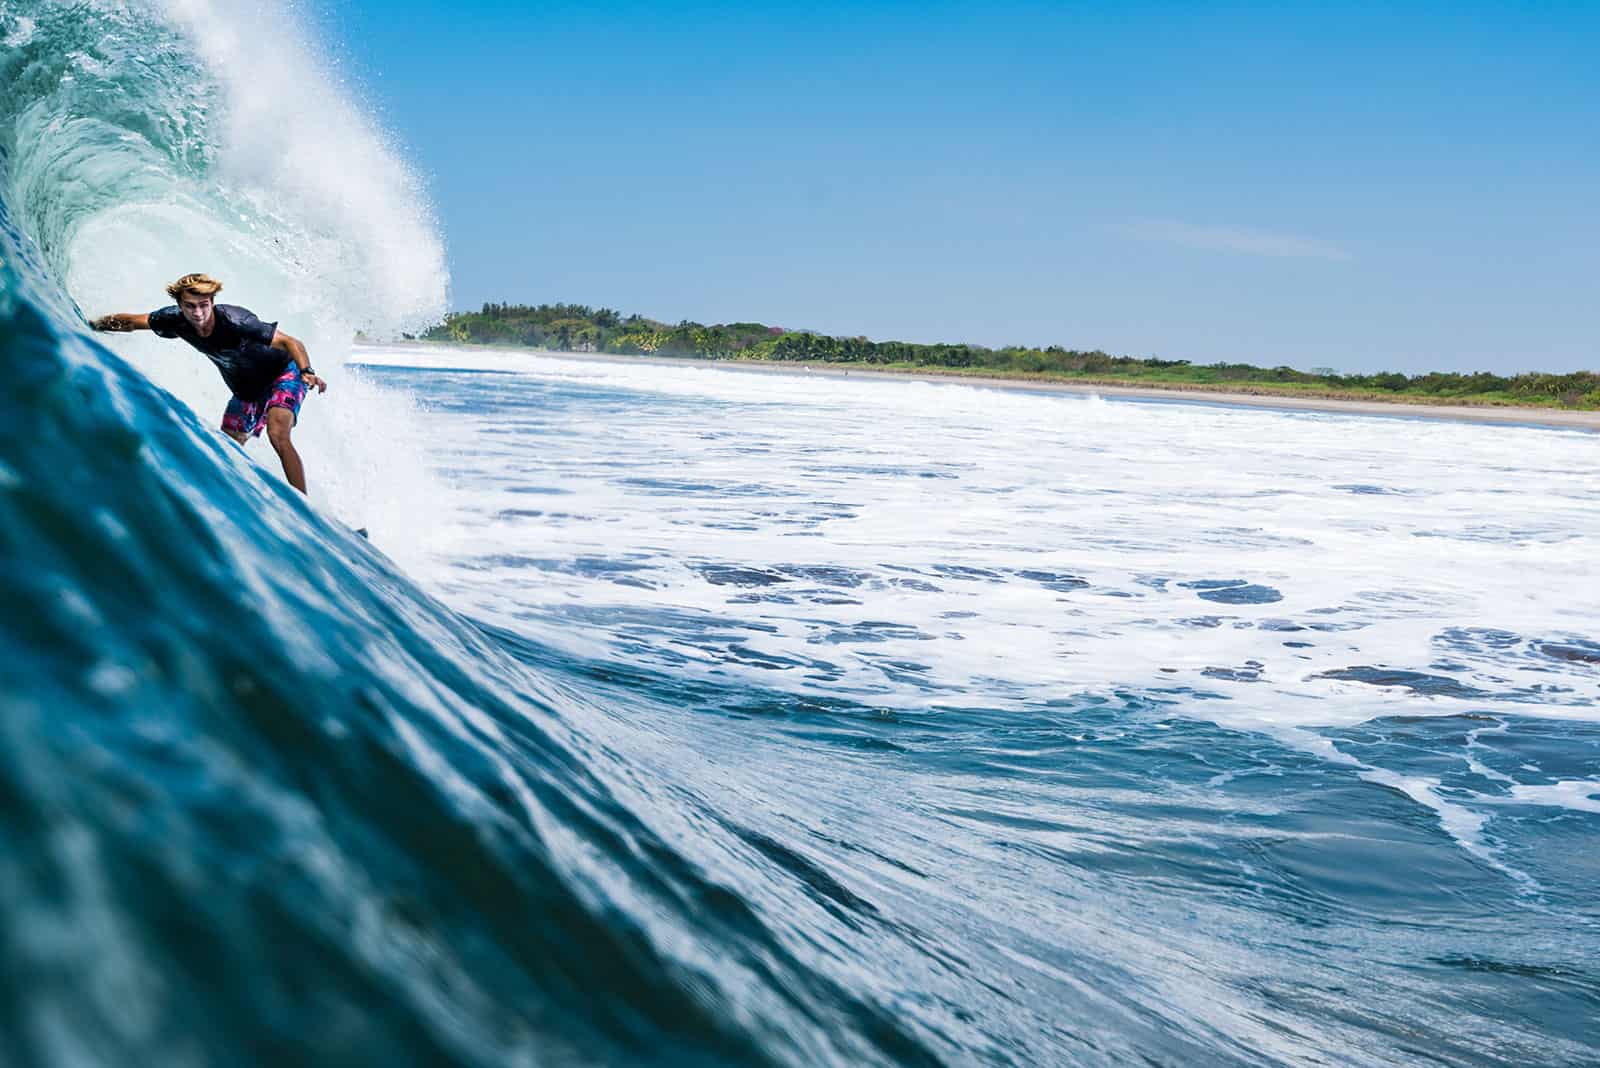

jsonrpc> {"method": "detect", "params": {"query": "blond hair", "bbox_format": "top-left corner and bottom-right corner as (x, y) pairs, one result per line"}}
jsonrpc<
(166, 273), (223, 300)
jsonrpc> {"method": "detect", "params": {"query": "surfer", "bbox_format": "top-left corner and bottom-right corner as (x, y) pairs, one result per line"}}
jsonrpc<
(92, 273), (327, 493)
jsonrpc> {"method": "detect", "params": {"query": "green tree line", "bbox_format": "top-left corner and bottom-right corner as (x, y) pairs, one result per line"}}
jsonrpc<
(419, 303), (1600, 408)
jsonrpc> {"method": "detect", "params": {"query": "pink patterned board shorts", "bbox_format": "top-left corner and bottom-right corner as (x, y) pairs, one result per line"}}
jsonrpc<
(222, 364), (305, 438)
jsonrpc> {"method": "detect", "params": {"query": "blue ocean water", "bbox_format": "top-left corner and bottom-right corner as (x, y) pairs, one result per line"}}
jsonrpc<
(5, 2), (1600, 1065)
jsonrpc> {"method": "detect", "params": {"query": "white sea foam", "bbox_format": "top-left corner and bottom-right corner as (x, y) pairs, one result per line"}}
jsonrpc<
(355, 346), (1600, 742)
(1501, 780), (1600, 814)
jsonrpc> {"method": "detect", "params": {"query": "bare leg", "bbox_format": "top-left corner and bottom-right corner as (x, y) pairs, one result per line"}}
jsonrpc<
(264, 407), (307, 494)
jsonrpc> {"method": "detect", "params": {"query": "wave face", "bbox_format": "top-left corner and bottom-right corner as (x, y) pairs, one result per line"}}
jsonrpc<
(5, 3), (1600, 1067)
(1, 3), (878, 1064)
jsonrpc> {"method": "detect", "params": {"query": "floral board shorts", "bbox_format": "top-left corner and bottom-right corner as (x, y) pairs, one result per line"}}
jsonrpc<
(222, 364), (305, 439)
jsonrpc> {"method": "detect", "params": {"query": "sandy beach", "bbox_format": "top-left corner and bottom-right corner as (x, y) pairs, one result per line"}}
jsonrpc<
(359, 342), (1600, 432)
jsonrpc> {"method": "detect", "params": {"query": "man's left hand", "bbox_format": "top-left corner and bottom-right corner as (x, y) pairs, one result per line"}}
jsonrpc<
(304, 372), (327, 394)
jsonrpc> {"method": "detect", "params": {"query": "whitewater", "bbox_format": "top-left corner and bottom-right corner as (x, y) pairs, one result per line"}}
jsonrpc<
(3, 1), (1598, 1065)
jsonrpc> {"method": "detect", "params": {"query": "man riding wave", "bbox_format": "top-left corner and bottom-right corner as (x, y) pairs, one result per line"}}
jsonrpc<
(92, 273), (327, 493)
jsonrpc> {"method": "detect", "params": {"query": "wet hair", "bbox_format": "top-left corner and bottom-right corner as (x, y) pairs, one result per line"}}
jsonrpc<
(166, 273), (223, 300)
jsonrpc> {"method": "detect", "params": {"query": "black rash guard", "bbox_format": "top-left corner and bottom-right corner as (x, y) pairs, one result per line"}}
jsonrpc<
(147, 303), (288, 400)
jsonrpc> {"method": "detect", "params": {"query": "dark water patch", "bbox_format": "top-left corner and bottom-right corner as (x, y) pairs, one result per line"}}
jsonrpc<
(480, 423), (546, 435)
(1316, 667), (1487, 699)
(1010, 569), (1090, 592)
(1202, 663), (1264, 683)
(809, 464), (926, 478)
(889, 577), (943, 593)
(1541, 642), (1600, 666)
(504, 484), (572, 495)
(874, 659), (931, 674)
(619, 477), (782, 497)
(1189, 527), (1316, 550)
(779, 728), (912, 755)
(1435, 628), (1521, 654)
(1430, 955), (1600, 995)
(689, 689), (897, 725)
(536, 602), (781, 643)
(1258, 618), (1306, 632)
(929, 564), (1004, 582)
(471, 555), (656, 586)
(1193, 583), (1284, 605)
(725, 644), (821, 672)
(1283, 641), (1315, 649)
(814, 622), (934, 645)
(1331, 483), (1409, 496)
(776, 565), (874, 588)
(808, 831), (931, 881)
(493, 508), (547, 520)
(698, 564), (791, 587)
(1178, 615), (1231, 629)
(726, 592), (799, 605)
(1146, 685), (1232, 701)
(859, 656), (950, 690)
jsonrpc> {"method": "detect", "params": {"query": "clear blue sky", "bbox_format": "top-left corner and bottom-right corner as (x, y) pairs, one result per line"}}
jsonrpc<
(324, 1), (1597, 373)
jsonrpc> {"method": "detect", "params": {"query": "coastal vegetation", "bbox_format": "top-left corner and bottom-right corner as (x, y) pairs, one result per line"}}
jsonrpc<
(419, 303), (1600, 410)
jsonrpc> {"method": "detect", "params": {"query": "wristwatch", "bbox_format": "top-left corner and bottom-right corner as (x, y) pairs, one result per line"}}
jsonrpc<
(301, 366), (316, 377)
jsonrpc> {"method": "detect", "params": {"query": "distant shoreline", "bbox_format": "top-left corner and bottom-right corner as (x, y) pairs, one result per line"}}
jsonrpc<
(354, 341), (1600, 432)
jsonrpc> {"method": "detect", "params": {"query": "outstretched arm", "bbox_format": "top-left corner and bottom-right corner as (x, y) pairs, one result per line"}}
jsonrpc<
(91, 313), (151, 332)
(271, 329), (326, 394)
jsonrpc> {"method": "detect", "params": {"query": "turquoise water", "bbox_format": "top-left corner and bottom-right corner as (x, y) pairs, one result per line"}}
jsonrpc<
(4, 2), (1600, 1065)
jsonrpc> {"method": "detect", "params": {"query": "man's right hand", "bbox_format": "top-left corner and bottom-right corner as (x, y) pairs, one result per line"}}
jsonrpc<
(91, 314), (148, 332)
